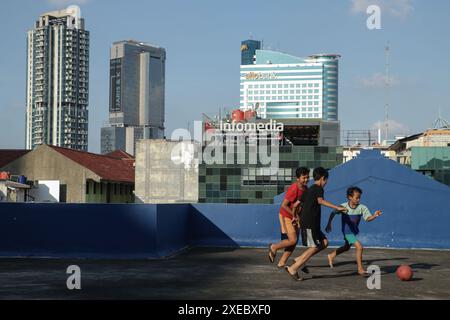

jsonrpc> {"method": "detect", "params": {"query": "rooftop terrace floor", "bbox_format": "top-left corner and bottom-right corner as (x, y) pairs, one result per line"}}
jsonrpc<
(0, 247), (449, 299)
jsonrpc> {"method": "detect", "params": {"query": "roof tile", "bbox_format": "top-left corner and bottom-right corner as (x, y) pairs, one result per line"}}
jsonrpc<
(48, 145), (135, 183)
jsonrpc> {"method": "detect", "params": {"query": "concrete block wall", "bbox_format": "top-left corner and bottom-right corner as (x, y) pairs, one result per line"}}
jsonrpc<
(135, 140), (199, 204)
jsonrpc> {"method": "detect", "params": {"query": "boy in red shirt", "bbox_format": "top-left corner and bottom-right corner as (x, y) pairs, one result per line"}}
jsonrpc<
(269, 167), (310, 268)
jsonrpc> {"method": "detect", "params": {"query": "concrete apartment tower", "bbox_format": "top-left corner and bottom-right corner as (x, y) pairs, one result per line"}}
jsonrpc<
(26, 6), (89, 151)
(101, 40), (166, 156)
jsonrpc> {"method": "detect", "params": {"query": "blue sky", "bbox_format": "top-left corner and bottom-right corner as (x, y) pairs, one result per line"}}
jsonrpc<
(1, 0), (449, 152)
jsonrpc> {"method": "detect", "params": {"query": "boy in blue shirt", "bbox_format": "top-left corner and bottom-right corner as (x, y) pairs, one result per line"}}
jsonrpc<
(325, 186), (382, 276)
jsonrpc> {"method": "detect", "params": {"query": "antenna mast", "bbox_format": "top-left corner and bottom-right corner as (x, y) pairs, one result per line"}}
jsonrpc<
(384, 43), (390, 142)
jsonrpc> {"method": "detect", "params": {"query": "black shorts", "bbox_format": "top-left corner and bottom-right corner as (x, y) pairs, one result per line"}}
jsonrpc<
(301, 228), (327, 248)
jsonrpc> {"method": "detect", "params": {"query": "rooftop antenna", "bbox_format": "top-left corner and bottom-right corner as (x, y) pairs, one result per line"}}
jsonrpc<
(433, 107), (450, 129)
(384, 42), (390, 142)
(249, 32), (253, 40)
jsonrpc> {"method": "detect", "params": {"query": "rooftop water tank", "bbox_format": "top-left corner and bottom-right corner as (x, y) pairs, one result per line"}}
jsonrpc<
(232, 109), (245, 122)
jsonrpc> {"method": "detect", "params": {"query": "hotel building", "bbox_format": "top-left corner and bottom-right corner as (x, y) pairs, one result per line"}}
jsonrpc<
(240, 40), (340, 121)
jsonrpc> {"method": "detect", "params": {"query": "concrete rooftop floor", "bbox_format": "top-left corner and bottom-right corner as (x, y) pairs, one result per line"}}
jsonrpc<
(0, 247), (449, 299)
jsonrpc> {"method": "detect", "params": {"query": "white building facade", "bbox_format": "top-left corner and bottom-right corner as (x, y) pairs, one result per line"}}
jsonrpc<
(240, 48), (340, 121)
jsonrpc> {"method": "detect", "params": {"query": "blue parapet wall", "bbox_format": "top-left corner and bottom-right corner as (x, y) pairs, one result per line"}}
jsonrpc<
(1, 151), (450, 259)
(190, 204), (280, 247)
(0, 203), (195, 259)
(156, 204), (190, 257)
(0, 203), (160, 259)
(322, 150), (450, 249)
(276, 149), (450, 249)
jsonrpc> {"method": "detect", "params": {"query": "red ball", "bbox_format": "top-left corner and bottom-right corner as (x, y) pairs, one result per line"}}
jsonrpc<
(396, 265), (413, 281)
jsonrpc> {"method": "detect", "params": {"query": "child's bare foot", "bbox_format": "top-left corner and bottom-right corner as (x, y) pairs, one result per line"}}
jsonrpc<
(277, 260), (286, 268)
(285, 266), (303, 281)
(358, 269), (369, 277)
(327, 254), (334, 268)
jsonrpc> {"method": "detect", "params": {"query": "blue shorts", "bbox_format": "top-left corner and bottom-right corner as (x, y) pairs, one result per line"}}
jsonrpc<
(344, 233), (358, 245)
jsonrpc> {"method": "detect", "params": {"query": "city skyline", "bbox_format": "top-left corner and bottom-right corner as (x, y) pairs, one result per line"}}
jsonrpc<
(1, 0), (450, 153)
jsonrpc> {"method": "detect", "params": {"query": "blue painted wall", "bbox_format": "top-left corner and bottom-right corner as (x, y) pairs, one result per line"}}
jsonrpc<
(1, 152), (450, 259)
(322, 150), (450, 249)
(156, 204), (190, 258)
(190, 204), (280, 247)
(276, 150), (450, 249)
(0, 203), (159, 258)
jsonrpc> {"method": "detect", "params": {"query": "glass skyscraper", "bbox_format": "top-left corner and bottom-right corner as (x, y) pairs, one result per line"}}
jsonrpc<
(240, 41), (340, 122)
(101, 40), (166, 155)
(26, 6), (89, 150)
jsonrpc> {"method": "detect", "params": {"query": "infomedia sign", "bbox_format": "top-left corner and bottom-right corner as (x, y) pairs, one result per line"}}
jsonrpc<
(170, 120), (280, 168)
(219, 120), (284, 132)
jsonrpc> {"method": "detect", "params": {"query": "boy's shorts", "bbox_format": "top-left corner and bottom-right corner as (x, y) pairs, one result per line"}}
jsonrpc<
(279, 214), (298, 235)
(280, 214), (300, 252)
(301, 228), (327, 248)
(344, 233), (358, 245)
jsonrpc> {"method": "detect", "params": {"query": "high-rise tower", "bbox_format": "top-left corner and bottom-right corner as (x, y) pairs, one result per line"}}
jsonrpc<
(26, 6), (89, 150)
(101, 40), (166, 155)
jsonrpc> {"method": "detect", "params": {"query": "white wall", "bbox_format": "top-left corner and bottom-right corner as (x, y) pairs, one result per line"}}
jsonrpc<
(29, 180), (60, 202)
(0, 184), (7, 202)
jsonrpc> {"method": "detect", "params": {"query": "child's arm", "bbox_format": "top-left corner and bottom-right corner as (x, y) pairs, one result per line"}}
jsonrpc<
(318, 197), (348, 213)
(366, 210), (382, 222)
(325, 211), (338, 233)
(281, 199), (300, 217)
(292, 201), (302, 223)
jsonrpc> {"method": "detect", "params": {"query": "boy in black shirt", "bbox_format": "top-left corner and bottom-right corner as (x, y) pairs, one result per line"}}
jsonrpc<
(285, 167), (347, 281)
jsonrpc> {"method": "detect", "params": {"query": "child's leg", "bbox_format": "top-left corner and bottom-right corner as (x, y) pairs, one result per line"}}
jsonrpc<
(354, 240), (365, 274)
(278, 226), (299, 267)
(327, 240), (351, 268)
(271, 215), (297, 252)
(288, 247), (319, 274)
(289, 229), (327, 274)
(278, 250), (293, 267)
